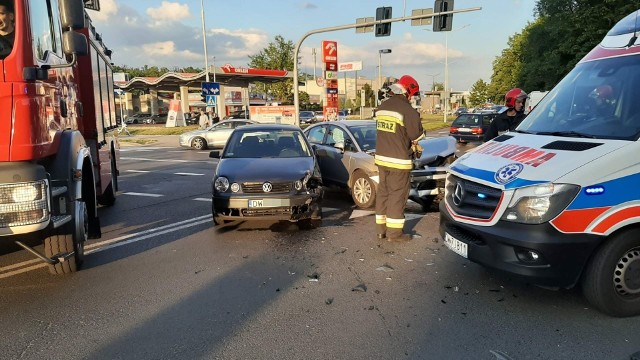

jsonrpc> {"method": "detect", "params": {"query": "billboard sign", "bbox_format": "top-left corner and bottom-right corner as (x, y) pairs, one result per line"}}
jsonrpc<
(338, 61), (363, 72)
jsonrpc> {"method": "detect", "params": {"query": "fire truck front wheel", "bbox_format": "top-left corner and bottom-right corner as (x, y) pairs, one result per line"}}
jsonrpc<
(582, 229), (640, 317)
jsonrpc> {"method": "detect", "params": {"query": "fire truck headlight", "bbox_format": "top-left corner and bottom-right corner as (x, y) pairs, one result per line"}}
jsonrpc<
(11, 183), (42, 202)
(502, 183), (580, 224)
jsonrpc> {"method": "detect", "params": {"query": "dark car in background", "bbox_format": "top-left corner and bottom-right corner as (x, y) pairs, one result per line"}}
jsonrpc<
(299, 111), (316, 124)
(210, 124), (323, 229)
(147, 113), (168, 124)
(454, 107), (467, 116)
(449, 113), (498, 143)
(125, 113), (150, 124)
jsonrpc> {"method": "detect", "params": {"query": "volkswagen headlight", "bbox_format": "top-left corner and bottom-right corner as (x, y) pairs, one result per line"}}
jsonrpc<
(214, 177), (230, 192)
(501, 183), (580, 224)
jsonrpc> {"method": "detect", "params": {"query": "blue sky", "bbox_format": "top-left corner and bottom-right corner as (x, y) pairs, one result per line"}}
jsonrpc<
(89, 0), (537, 91)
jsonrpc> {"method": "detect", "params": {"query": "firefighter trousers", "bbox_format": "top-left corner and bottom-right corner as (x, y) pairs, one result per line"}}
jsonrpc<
(375, 167), (411, 238)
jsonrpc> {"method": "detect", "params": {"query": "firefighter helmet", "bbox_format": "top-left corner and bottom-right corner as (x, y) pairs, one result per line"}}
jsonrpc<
(389, 75), (420, 97)
(505, 88), (528, 109)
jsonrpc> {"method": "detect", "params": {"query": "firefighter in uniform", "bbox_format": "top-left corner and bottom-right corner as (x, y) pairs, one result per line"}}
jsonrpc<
(484, 88), (528, 142)
(374, 75), (424, 242)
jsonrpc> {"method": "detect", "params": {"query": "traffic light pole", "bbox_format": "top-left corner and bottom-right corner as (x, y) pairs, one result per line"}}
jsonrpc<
(292, 6), (481, 126)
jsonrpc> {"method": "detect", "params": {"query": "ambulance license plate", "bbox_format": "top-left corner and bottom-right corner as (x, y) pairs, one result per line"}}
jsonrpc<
(444, 232), (468, 258)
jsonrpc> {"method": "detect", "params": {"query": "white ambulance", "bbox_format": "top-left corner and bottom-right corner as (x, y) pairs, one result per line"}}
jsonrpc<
(439, 10), (640, 317)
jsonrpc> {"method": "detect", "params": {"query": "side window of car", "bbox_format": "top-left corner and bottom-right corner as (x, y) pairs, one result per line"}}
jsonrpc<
(307, 126), (326, 144)
(483, 116), (493, 126)
(326, 126), (347, 147)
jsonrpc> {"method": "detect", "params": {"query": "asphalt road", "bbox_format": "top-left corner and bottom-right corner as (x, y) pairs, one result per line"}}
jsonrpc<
(0, 135), (638, 360)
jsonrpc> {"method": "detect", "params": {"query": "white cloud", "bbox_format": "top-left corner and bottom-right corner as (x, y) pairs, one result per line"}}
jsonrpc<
(86, 0), (118, 22)
(146, 1), (191, 22)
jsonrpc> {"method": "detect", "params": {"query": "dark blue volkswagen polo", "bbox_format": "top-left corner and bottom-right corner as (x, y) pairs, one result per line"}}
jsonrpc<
(210, 124), (323, 228)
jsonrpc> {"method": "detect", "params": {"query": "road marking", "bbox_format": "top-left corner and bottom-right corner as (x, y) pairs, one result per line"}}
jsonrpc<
(125, 170), (150, 173)
(0, 215), (212, 278)
(169, 150), (185, 153)
(350, 209), (375, 219)
(193, 198), (212, 202)
(197, 151), (211, 154)
(174, 172), (205, 176)
(122, 192), (164, 197)
(121, 157), (211, 163)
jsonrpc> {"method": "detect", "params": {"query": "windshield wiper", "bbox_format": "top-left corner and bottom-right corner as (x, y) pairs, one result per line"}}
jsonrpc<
(536, 131), (596, 138)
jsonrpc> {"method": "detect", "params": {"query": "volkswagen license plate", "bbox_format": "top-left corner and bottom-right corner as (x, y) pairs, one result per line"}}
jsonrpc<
(444, 232), (468, 258)
(248, 199), (290, 208)
(249, 199), (264, 208)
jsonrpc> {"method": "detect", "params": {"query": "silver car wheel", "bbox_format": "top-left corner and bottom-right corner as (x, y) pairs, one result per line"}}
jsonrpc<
(354, 177), (371, 204)
(192, 137), (206, 150)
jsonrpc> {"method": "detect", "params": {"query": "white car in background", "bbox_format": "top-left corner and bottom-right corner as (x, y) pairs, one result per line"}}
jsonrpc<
(179, 119), (256, 150)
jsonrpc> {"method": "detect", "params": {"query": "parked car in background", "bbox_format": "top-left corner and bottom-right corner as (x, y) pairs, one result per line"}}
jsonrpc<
(304, 120), (456, 211)
(299, 111), (316, 124)
(454, 107), (467, 116)
(147, 113), (168, 124)
(338, 111), (347, 121)
(449, 113), (498, 143)
(179, 119), (256, 150)
(210, 124), (323, 228)
(314, 111), (324, 122)
(125, 113), (150, 124)
(224, 109), (249, 120)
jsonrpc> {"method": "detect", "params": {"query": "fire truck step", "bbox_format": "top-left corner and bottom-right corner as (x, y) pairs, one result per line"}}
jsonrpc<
(51, 215), (72, 228)
(51, 186), (68, 197)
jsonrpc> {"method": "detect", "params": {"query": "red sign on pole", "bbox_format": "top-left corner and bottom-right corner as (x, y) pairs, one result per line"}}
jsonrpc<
(322, 41), (338, 63)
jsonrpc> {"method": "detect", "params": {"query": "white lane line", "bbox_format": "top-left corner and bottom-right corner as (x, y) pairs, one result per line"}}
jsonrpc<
(350, 209), (376, 219)
(87, 219), (212, 255)
(122, 192), (164, 197)
(197, 151), (211, 154)
(125, 170), (150, 173)
(169, 150), (185, 153)
(193, 198), (212, 202)
(0, 215), (212, 278)
(121, 157), (211, 163)
(174, 173), (205, 176)
(85, 214), (211, 251)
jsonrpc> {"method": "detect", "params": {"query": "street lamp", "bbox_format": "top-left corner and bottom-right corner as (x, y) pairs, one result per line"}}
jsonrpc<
(443, 24), (470, 122)
(200, 0), (209, 82)
(378, 49), (392, 93)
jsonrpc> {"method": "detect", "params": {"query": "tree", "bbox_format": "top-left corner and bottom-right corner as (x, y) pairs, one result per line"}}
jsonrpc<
(487, 28), (528, 103)
(468, 79), (489, 108)
(248, 35), (296, 103)
(432, 82), (444, 91)
(363, 83), (376, 107)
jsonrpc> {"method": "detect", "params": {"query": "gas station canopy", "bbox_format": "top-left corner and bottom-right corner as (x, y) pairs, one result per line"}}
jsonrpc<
(114, 64), (293, 91)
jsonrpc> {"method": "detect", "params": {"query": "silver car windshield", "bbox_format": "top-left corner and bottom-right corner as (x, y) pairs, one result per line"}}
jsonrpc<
(518, 54), (640, 140)
(224, 129), (312, 158)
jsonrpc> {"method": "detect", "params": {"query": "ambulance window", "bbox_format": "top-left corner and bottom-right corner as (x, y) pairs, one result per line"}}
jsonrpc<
(518, 54), (640, 141)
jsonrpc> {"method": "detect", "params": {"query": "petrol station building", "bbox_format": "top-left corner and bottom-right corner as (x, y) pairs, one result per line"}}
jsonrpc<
(114, 64), (293, 119)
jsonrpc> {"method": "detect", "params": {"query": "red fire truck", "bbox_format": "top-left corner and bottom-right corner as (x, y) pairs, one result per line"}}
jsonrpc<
(0, 0), (119, 274)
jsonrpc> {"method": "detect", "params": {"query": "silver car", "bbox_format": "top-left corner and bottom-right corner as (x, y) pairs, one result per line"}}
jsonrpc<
(179, 119), (256, 150)
(304, 120), (456, 210)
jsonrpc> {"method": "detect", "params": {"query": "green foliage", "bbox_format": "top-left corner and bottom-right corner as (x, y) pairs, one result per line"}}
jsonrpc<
(468, 79), (490, 108)
(248, 35), (296, 104)
(432, 82), (444, 91)
(488, 0), (638, 96)
(363, 83), (375, 107)
(112, 65), (204, 78)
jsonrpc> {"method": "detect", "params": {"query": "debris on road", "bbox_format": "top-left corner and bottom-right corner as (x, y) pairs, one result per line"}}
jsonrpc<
(376, 264), (394, 272)
(352, 283), (367, 292)
(325, 298), (334, 305)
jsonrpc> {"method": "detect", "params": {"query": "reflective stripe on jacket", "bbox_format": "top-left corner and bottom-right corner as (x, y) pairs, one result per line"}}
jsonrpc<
(374, 95), (424, 171)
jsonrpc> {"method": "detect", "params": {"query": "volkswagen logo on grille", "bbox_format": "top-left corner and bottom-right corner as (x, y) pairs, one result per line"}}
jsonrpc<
(452, 182), (465, 206)
(262, 182), (273, 193)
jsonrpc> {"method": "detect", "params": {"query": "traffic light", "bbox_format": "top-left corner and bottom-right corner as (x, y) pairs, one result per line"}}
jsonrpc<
(375, 7), (392, 37)
(433, 0), (454, 32)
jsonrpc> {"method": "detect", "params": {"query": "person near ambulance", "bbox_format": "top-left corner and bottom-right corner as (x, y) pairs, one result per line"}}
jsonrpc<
(374, 75), (424, 242)
(483, 88), (528, 142)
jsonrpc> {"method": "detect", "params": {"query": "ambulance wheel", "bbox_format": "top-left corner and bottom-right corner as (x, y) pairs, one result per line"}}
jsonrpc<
(582, 230), (640, 317)
(192, 137), (207, 150)
(351, 170), (376, 209)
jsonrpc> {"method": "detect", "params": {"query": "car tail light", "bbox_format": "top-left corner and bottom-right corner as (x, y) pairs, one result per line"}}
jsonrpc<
(449, 127), (458, 134)
(472, 128), (484, 134)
